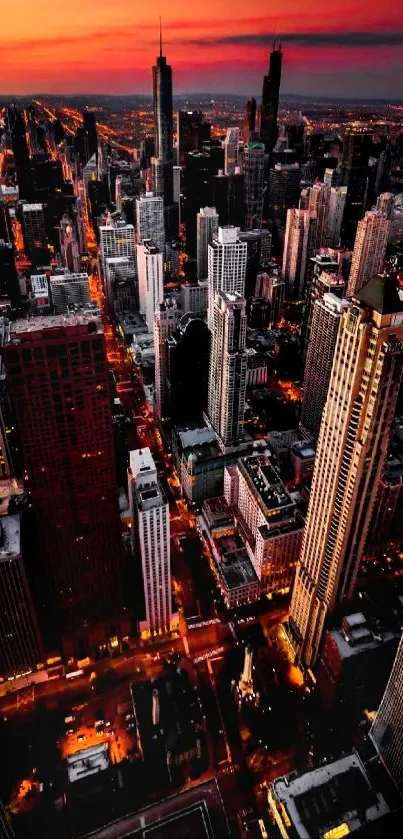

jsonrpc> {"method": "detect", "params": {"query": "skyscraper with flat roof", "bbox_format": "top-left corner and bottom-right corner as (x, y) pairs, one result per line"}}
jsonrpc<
(207, 291), (247, 449)
(347, 210), (390, 297)
(243, 141), (265, 230)
(282, 208), (318, 299)
(289, 274), (403, 668)
(207, 226), (247, 329)
(4, 312), (127, 656)
(135, 193), (165, 254)
(128, 448), (171, 636)
(137, 241), (164, 333)
(197, 207), (219, 280)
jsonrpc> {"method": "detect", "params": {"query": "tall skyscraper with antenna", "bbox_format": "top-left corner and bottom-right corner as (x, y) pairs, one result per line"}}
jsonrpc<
(152, 19), (174, 206)
(259, 40), (282, 153)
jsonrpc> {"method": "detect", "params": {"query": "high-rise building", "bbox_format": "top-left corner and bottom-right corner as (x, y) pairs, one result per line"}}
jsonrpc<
(289, 274), (403, 669)
(177, 110), (203, 166)
(154, 299), (181, 423)
(259, 42), (282, 153)
(0, 514), (43, 681)
(282, 208), (318, 299)
(306, 182), (331, 250)
(50, 272), (91, 313)
(207, 291), (247, 449)
(4, 312), (127, 656)
(302, 265), (345, 364)
(166, 314), (211, 425)
(376, 191), (395, 219)
(99, 219), (136, 278)
(243, 97), (256, 144)
(325, 186), (348, 247)
(128, 448), (171, 637)
(341, 127), (373, 241)
(243, 141), (265, 230)
(152, 28), (173, 205)
(224, 128), (240, 176)
(347, 210), (390, 297)
(83, 110), (98, 160)
(268, 163), (301, 230)
(0, 241), (19, 310)
(300, 293), (349, 440)
(104, 256), (137, 314)
(371, 631), (403, 791)
(135, 193), (165, 254)
(255, 269), (285, 327)
(137, 241), (164, 333)
(59, 215), (81, 273)
(196, 207), (219, 280)
(207, 226), (247, 329)
(21, 203), (47, 251)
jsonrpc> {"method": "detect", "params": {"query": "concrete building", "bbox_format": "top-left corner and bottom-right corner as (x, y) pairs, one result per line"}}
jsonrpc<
(137, 241), (164, 332)
(268, 163), (301, 230)
(199, 496), (259, 608)
(268, 752), (391, 839)
(289, 274), (403, 669)
(325, 186), (348, 247)
(282, 208), (318, 299)
(300, 294), (349, 441)
(246, 348), (268, 386)
(128, 448), (171, 636)
(371, 630), (403, 791)
(225, 455), (304, 597)
(21, 202), (46, 251)
(30, 273), (51, 311)
(207, 292), (247, 450)
(0, 514), (43, 681)
(180, 281), (208, 316)
(306, 181), (331, 251)
(347, 210), (390, 297)
(317, 611), (399, 719)
(302, 265), (345, 362)
(50, 272), (91, 313)
(104, 256), (137, 314)
(99, 219), (136, 279)
(196, 207), (219, 280)
(224, 127), (240, 176)
(207, 226), (247, 329)
(255, 269), (285, 328)
(135, 192), (165, 254)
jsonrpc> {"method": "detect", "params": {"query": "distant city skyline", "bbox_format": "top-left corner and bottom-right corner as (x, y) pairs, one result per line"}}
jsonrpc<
(3, 3), (403, 98)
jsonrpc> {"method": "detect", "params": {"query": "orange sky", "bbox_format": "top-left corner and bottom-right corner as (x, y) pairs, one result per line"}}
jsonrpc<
(3, 2), (403, 97)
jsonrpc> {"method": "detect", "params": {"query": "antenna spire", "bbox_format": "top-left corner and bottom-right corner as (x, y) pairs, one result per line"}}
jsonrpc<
(159, 16), (163, 57)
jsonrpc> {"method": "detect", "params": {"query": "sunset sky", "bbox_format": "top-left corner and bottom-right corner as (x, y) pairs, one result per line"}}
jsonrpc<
(3, 1), (403, 98)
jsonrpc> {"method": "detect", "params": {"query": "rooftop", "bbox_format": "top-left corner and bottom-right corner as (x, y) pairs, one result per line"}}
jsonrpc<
(356, 273), (403, 316)
(9, 312), (103, 338)
(271, 752), (390, 839)
(0, 514), (21, 562)
(327, 612), (398, 660)
(178, 427), (217, 451)
(67, 742), (109, 785)
(213, 530), (259, 592)
(239, 455), (294, 516)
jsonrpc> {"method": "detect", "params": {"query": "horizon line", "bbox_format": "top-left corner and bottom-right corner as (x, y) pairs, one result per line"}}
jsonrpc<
(1, 91), (402, 104)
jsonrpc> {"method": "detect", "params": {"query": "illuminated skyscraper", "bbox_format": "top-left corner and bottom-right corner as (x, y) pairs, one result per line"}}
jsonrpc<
(289, 274), (403, 668)
(4, 312), (127, 656)
(152, 24), (173, 205)
(282, 208), (318, 299)
(177, 110), (203, 165)
(243, 141), (265, 230)
(371, 630), (403, 791)
(208, 291), (247, 449)
(224, 128), (240, 175)
(197, 207), (219, 280)
(259, 42), (282, 153)
(137, 241), (164, 333)
(300, 293), (349, 441)
(207, 226), (247, 329)
(135, 192), (165, 254)
(128, 448), (171, 637)
(347, 210), (390, 297)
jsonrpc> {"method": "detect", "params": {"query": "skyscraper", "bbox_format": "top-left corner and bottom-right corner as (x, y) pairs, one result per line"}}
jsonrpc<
(135, 193), (165, 254)
(128, 448), (171, 637)
(177, 110), (203, 165)
(0, 241), (19, 310)
(207, 226), (247, 329)
(268, 163), (301, 230)
(154, 299), (181, 423)
(0, 514), (43, 681)
(137, 241), (164, 333)
(243, 141), (265, 230)
(197, 207), (219, 280)
(347, 210), (390, 297)
(59, 215), (81, 273)
(300, 294), (349, 440)
(224, 128), (240, 176)
(370, 630), (403, 791)
(4, 312), (127, 656)
(325, 186), (348, 247)
(99, 219), (136, 279)
(243, 97), (257, 145)
(282, 208), (318, 299)
(259, 42), (282, 153)
(289, 274), (403, 669)
(306, 182), (331, 251)
(152, 25), (173, 205)
(255, 269), (285, 328)
(207, 291), (247, 449)
(21, 203), (47, 252)
(50, 272), (91, 313)
(82, 110), (98, 161)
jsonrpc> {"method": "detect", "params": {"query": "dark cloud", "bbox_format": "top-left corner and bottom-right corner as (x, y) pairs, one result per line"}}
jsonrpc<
(180, 30), (403, 48)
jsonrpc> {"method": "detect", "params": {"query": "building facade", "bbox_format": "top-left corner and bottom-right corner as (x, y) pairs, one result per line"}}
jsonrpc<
(207, 292), (247, 449)
(371, 630), (403, 791)
(196, 207), (219, 280)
